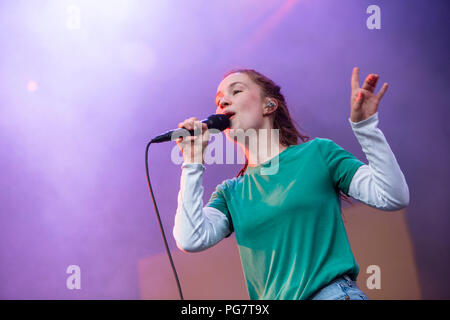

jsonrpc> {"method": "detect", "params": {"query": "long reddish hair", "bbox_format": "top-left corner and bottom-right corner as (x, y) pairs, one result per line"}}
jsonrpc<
(223, 68), (353, 207)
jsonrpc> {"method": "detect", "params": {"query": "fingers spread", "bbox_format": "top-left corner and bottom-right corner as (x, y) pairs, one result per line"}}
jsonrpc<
(351, 67), (360, 91)
(362, 74), (379, 92)
(376, 82), (389, 100)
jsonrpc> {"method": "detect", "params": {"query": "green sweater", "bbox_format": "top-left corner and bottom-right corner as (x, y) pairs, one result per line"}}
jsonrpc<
(205, 137), (365, 300)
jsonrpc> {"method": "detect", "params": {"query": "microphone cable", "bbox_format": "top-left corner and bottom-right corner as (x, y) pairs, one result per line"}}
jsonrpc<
(144, 114), (229, 300)
(145, 141), (184, 300)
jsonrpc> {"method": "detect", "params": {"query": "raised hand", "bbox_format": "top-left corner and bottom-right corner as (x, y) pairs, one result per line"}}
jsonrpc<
(350, 67), (389, 123)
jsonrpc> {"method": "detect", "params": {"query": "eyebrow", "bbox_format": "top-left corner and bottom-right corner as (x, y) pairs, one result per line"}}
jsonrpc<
(215, 82), (246, 102)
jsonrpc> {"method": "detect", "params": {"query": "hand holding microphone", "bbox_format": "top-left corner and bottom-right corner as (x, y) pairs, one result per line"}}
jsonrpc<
(150, 114), (230, 164)
(176, 117), (211, 164)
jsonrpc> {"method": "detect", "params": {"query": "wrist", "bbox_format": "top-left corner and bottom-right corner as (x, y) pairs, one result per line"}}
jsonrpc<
(349, 112), (378, 127)
(183, 156), (205, 165)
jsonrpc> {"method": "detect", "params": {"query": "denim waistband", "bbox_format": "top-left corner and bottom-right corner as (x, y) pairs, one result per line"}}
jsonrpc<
(309, 274), (368, 300)
(332, 274), (354, 286)
(341, 274), (353, 282)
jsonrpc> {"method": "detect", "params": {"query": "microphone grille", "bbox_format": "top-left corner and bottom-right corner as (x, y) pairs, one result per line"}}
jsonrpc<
(207, 114), (230, 131)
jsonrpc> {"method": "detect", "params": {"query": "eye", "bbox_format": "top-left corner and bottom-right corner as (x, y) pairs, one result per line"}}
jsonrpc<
(216, 90), (242, 106)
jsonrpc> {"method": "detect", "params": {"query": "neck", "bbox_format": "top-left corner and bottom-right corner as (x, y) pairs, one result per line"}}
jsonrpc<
(237, 127), (287, 167)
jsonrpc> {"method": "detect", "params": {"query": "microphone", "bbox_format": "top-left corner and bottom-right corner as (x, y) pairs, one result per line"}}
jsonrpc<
(150, 114), (230, 143)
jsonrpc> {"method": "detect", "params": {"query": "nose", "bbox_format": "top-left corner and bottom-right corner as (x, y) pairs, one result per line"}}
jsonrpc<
(218, 97), (231, 110)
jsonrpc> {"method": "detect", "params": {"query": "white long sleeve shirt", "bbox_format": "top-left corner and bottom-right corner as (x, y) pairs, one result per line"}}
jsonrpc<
(173, 112), (410, 252)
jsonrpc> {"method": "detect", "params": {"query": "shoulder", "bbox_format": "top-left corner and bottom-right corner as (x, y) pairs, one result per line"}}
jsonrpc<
(214, 175), (243, 193)
(287, 137), (324, 154)
(304, 137), (349, 162)
(312, 137), (335, 146)
(291, 137), (331, 148)
(312, 137), (341, 153)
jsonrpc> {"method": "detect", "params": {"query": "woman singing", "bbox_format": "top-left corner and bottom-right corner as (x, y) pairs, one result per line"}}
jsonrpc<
(172, 68), (409, 300)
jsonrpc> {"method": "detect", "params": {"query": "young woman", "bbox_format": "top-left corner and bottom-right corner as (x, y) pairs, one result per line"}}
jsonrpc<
(173, 68), (409, 300)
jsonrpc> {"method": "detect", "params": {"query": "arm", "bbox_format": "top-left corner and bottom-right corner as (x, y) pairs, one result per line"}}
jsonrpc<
(347, 112), (410, 211)
(173, 162), (231, 253)
(347, 67), (409, 211)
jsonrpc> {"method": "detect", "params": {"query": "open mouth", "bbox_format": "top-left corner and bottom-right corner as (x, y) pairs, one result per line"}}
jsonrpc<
(225, 112), (236, 120)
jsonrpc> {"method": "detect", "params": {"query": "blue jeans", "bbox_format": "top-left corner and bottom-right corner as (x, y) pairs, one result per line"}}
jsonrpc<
(309, 275), (370, 300)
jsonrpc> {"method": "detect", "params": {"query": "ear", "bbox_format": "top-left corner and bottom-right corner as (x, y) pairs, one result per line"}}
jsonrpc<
(263, 98), (278, 116)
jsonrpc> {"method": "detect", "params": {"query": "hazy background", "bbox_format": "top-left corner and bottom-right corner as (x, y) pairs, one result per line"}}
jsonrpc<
(0, 0), (448, 299)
